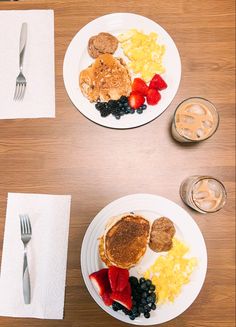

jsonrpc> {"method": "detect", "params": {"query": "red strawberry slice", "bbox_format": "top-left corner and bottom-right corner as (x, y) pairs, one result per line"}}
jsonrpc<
(102, 291), (113, 306)
(147, 88), (161, 105)
(108, 266), (129, 292)
(111, 282), (132, 310)
(132, 78), (149, 96)
(149, 74), (167, 90)
(89, 269), (110, 296)
(108, 266), (119, 292)
(116, 268), (129, 292)
(128, 92), (145, 109)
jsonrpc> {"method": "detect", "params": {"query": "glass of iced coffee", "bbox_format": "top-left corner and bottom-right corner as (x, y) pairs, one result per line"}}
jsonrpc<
(171, 97), (219, 142)
(180, 175), (227, 213)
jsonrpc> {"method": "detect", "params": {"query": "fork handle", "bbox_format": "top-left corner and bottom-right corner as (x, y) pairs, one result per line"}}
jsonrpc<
(19, 23), (27, 71)
(23, 251), (31, 304)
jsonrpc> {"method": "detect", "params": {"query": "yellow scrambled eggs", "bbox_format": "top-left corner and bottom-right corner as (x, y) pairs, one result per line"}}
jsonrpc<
(118, 29), (166, 82)
(144, 238), (197, 304)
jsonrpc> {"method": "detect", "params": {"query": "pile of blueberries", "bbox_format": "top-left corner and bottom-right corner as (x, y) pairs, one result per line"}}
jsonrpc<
(112, 276), (157, 321)
(95, 96), (147, 119)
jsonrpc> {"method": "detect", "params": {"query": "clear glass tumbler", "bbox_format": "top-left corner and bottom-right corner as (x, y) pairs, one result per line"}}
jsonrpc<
(171, 97), (219, 143)
(179, 175), (227, 213)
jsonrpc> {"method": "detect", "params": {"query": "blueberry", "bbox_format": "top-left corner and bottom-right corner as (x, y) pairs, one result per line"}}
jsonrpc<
(112, 302), (123, 311)
(142, 104), (147, 110)
(149, 284), (156, 292)
(144, 304), (151, 313)
(149, 293), (156, 303)
(108, 99), (116, 106)
(115, 115), (120, 120)
(129, 314), (136, 320)
(131, 306), (138, 314)
(129, 276), (139, 287)
(132, 299), (137, 306)
(137, 109), (143, 114)
(96, 102), (105, 110)
(112, 303), (119, 311)
(146, 279), (152, 287)
(151, 303), (156, 310)
(142, 291), (148, 298)
(144, 312), (150, 319)
(100, 107), (112, 117)
(140, 277), (145, 284)
(130, 109), (135, 114)
(141, 298), (146, 305)
(120, 95), (128, 103)
(141, 283), (148, 290)
(144, 304), (150, 312)
(138, 305), (145, 313)
(146, 296), (153, 303)
(135, 312), (140, 317)
(122, 308), (131, 315)
(132, 290), (139, 299)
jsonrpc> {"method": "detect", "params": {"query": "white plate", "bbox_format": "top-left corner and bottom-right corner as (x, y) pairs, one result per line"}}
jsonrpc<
(63, 13), (181, 129)
(81, 194), (207, 325)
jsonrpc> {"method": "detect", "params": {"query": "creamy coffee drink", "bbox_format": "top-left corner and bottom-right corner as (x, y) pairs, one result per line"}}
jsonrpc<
(180, 176), (227, 213)
(172, 98), (219, 142)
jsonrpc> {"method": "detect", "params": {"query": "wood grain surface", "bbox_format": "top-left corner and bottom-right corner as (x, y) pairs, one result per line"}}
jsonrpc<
(0, 1), (235, 326)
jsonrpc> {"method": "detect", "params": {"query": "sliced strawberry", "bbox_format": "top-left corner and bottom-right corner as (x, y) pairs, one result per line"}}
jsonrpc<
(102, 291), (113, 306)
(128, 92), (145, 109)
(111, 282), (132, 310)
(147, 88), (161, 105)
(149, 74), (167, 90)
(108, 266), (129, 292)
(108, 266), (119, 292)
(116, 268), (129, 292)
(89, 269), (110, 296)
(132, 78), (149, 96)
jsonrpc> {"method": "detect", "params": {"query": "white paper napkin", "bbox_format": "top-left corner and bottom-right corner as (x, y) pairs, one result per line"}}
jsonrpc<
(0, 10), (55, 119)
(0, 193), (71, 319)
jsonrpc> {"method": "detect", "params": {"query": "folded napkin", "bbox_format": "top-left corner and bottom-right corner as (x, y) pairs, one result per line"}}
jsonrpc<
(0, 193), (71, 319)
(0, 10), (55, 119)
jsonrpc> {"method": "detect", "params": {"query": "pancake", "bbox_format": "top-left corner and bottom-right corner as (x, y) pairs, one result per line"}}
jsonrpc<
(100, 213), (150, 269)
(98, 236), (112, 267)
(79, 54), (131, 102)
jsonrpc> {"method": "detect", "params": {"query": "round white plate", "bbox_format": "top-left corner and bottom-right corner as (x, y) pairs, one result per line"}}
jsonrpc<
(81, 194), (207, 325)
(63, 13), (181, 129)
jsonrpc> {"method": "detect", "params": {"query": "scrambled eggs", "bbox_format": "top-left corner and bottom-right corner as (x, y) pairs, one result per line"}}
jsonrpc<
(144, 238), (197, 304)
(118, 29), (166, 82)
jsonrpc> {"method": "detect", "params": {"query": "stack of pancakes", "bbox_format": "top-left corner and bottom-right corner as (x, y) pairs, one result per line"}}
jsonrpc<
(99, 213), (150, 269)
(79, 54), (131, 102)
(99, 213), (176, 269)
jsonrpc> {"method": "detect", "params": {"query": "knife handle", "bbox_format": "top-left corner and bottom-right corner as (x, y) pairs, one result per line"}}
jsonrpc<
(23, 251), (31, 304)
(19, 22), (27, 71)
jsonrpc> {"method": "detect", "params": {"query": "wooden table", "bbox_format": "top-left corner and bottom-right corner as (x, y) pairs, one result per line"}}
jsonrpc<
(0, 1), (235, 326)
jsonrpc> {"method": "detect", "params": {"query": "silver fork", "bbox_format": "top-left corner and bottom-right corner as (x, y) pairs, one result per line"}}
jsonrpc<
(19, 214), (32, 304)
(14, 23), (27, 101)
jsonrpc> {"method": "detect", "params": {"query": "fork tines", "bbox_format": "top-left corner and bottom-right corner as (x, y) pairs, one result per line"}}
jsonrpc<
(19, 214), (32, 235)
(14, 73), (26, 101)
